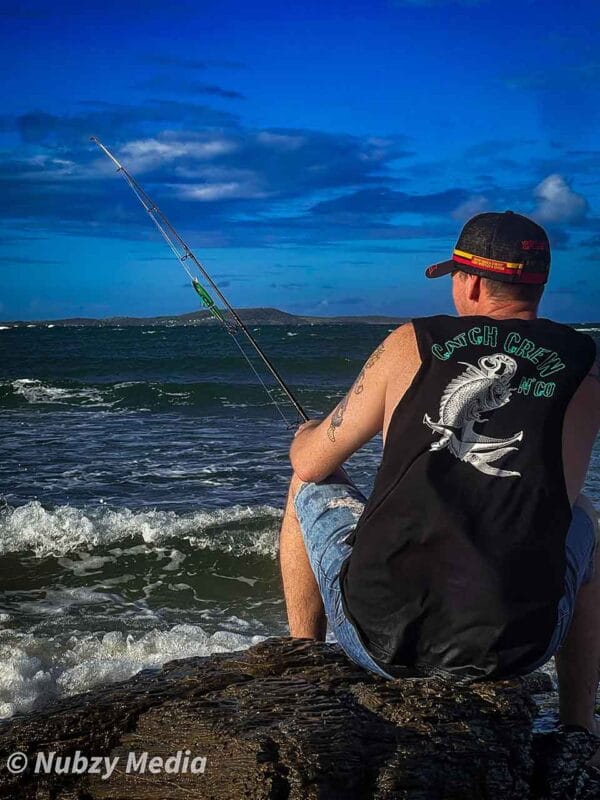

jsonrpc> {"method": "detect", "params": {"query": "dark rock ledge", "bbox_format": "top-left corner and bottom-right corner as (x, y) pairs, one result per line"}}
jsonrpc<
(0, 637), (599, 800)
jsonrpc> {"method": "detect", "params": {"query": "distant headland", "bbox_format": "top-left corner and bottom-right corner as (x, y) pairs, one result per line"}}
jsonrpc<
(1, 308), (407, 328)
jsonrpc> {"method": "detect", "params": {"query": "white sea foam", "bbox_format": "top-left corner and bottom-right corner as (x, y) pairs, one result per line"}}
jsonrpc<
(11, 379), (111, 407)
(0, 623), (265, 718)
(0, 501), (282, 558)
(57, 553), (117, 576)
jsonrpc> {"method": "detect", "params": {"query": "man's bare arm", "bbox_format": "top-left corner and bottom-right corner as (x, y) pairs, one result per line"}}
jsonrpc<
(326, 342), (386, 443)
(289, 332), (397, 483)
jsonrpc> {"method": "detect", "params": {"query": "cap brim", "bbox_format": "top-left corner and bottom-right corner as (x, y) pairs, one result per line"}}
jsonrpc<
(425, 260), (455, 279)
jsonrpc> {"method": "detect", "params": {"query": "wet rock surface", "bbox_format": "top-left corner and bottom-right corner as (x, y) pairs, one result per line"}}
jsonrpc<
(0, 637), (598, 799)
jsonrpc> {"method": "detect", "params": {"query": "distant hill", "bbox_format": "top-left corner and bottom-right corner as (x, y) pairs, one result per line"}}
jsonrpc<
(2, 308), (407, 327)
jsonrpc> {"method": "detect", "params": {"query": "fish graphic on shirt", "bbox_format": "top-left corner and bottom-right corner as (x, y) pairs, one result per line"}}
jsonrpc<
(423, 353), (524, 478)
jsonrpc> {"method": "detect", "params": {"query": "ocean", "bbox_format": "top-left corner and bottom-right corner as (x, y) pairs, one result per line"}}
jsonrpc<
(0, 322), (598, 720)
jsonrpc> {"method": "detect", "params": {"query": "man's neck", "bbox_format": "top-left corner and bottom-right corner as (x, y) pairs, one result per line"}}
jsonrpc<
(471, 302), (539, 321)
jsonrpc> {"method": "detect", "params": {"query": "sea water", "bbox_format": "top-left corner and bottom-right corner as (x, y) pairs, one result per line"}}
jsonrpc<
(0, 323), (598, 719)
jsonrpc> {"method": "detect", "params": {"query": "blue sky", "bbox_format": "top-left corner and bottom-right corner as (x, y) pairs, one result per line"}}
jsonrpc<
(2, 0), (599, 321)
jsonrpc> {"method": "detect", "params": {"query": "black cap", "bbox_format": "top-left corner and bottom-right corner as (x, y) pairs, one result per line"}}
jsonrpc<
(425, 211), (550, 284)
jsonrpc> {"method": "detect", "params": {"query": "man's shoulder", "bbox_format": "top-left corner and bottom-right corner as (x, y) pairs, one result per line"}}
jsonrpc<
(383, 320), (416, 347)
(380, 322), (421, 373)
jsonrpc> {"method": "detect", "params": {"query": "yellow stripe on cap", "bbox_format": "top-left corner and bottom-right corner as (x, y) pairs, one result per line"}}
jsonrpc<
(453, 249), (524, 272)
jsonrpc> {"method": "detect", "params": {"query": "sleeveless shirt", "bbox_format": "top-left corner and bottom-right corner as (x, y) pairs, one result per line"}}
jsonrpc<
(339, 315), (596, 680)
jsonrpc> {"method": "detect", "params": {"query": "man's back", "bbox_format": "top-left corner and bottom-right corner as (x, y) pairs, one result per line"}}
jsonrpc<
(340, 313), (598, 680)
(383, 318), (598, 503)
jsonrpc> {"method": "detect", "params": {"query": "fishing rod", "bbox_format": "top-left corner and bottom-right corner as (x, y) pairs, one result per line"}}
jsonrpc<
(91, 136), (308, 426)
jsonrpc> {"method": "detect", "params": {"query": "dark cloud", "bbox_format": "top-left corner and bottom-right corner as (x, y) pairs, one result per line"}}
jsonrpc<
(5, 101), (239, 147)
(310, 187), (471, 217)
(134, 77), (245, 100)
(2, 100), (593, 256)
(215, 130), (411, 197)
(0, 122), (413, 248)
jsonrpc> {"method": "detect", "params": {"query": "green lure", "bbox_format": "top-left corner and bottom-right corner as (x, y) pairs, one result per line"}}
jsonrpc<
(192, 278), (228, 325)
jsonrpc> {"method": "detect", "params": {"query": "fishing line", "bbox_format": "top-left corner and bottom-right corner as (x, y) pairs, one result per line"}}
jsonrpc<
(91, 136), (308, 427)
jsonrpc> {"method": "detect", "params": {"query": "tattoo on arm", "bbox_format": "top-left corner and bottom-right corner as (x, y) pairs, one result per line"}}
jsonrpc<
(327, 343), (385, 442)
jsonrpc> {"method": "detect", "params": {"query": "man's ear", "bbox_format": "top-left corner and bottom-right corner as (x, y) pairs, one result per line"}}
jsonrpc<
(465, 274), (481, 302)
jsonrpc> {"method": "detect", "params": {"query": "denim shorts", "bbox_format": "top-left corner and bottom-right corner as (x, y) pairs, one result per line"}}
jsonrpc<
(294, 475), (599, 680)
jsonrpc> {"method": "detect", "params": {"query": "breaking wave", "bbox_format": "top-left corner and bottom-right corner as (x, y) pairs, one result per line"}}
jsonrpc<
(0, 378), (338, 413)
(0, 622), (266, 718)
(0, 501), (282, 559)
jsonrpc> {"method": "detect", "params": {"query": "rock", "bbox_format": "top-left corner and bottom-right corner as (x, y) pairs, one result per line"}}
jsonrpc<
(0, 637), (598, 799)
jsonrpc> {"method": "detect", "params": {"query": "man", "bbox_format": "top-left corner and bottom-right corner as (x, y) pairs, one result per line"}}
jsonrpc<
(279, 210), (600, 739)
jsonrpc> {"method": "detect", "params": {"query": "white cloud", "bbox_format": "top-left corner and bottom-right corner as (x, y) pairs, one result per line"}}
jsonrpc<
(118, 137), (237, 172)
(533, 174), (587, 223)
(175, 181), (269, 202)
(172, 165), (256, 182)
(17, 154), (80, 180)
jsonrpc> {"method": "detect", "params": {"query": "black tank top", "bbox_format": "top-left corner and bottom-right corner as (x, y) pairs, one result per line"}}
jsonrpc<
(339, 315), (596, 680)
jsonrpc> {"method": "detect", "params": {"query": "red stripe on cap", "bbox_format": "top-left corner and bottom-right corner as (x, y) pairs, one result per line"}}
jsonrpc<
(452, 255), (546, 283)
(452, 254), (519, 275)
(514, 272), (547, 284)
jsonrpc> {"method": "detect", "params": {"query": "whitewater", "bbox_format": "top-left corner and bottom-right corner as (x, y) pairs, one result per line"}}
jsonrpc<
(0, 323), (598, 719)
